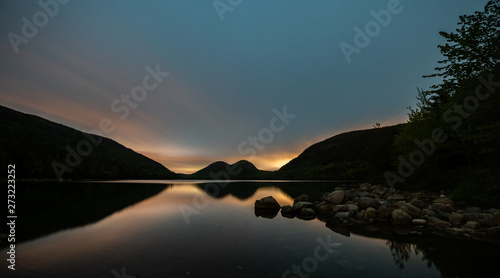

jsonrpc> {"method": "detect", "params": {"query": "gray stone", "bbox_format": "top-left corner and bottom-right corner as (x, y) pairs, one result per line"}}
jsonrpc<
(334, 211), (351, 220)
(255, 196), (281, 209)
(391, 209), (412, 225)
(323, 190), (345, 205)
(358, 197), (381, 210)
(335, 205), (348, 212)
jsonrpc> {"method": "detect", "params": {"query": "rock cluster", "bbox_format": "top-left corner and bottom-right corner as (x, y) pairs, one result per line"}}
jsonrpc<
(255, 183), (500, 242)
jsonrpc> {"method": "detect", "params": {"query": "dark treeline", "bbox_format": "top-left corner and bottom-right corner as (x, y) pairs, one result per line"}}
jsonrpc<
(387, 0), (500, 206)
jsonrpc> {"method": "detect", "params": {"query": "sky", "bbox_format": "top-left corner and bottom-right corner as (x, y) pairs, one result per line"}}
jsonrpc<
(0, 0), (490, 173)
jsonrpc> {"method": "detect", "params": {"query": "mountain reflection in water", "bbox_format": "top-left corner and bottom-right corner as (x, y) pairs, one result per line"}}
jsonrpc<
(1, 181), (498, 278)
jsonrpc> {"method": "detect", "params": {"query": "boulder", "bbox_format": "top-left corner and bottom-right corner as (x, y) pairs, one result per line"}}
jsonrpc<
(495, 211), (500, 226)
(449, 213), (465, 226)
(293, 201), (316, 213)
(255, 196), (281, 210)
(431, 202), (454, 213)
(363, 207), (377, 219)
(299, 208), (316, 218)
(358, 197), (381, 210)
(464, 213), (497, 227)
(293, 194), (310, 205)
(391, 209), (412, 225)
(323, 190), (345, 205)
(400, 203), (422, 218)
(334, 211), (351, 220)
(409, 199), (426, 210)
(316, 204), (335, 216)
(281, 205), (294, 214)
(335, 205), (349, 212)
(433, 197), (454, 205)
(376, 206), (391, 222)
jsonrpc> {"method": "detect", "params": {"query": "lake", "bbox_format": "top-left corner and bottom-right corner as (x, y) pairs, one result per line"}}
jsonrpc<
(2, 180), (499, 277)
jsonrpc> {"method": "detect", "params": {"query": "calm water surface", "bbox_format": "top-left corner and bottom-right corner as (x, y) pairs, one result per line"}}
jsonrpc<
(2, 181), (499, 277)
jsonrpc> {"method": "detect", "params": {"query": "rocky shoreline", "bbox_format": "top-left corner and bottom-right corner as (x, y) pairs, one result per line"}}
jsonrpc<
(255, 183), (500, 244)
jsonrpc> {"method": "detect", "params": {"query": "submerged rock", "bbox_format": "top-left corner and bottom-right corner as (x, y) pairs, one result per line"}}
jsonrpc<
(323, 190), (345, 205)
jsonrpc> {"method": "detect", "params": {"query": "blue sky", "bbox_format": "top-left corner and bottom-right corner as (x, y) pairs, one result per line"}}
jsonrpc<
(0, 0), (489, 173)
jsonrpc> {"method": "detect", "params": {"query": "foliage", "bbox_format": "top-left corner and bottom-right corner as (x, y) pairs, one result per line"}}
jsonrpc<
(392, 1), (500, 204)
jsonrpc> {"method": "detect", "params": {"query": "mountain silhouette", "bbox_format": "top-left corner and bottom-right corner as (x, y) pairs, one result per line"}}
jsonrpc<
(0, 105), (177, 180)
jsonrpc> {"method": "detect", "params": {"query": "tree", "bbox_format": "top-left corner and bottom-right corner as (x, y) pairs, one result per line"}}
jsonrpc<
(391, 1), (500, 199)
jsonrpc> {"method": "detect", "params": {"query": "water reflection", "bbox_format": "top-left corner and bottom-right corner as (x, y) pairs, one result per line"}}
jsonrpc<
(2, 181), (498, 278)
